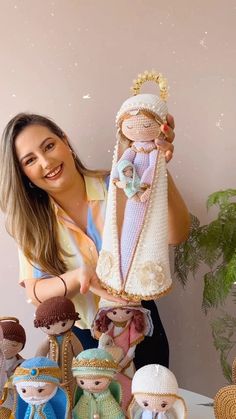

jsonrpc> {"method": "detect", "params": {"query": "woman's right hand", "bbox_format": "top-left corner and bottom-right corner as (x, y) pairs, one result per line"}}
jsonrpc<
(76, 266), (127, 304)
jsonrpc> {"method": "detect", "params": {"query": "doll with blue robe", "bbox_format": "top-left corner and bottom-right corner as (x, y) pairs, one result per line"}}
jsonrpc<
(12, 356), (69, 419)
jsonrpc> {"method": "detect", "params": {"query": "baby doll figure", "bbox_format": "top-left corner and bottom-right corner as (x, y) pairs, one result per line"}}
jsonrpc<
(92, 300), (153, 411)
(72, 348), (125, 419)
(128, 364), (187, 419)
(97, 71), (172, 301)
(34, 296), (83, 408)
(12, 356), (69, 418)
(116, 160), (141, 200)
(0, 317), (26, 379)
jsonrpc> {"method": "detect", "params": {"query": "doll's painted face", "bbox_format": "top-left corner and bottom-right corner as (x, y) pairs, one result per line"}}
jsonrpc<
(3, 339), (23, 359)
(122, 113), (161, 142)
(123, 166), (133, 178)
(40, 319), (74, 335)
(106, 308), (134, 322)
(16, 382), (57, 405)
(76, 377), (111, 393)
(135, 394), (176, 412)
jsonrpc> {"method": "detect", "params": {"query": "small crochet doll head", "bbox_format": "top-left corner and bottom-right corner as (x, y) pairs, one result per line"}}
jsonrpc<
(116, 72), (168, 146)
(0, 317), (26, 360)
(34, 296), (80, 335)
(72, 348), (119, 393)
(92, 300), (153, 337)
(12, 357), (69, 418)
(129, 364), (187, 418)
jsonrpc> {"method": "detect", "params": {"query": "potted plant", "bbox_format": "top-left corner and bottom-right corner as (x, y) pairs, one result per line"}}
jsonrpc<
(174, 189), (236, 382)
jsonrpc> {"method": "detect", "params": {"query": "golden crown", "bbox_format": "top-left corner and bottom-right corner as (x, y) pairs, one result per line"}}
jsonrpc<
(131, 70), (169, 101)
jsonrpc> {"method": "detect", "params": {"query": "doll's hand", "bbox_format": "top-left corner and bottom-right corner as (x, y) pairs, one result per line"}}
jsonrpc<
(116, 181), (126, 189)
(139, 188), (151, 202)
(155, 113), (175, 163)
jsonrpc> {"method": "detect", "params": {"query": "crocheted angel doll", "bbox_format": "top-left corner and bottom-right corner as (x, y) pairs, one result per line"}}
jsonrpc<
(34, 296), (83, 409)
(128, 364), (187, 419)
(96, 70), (172, 301)
(12, 356), (69, 419)
(92, 300), (153, 411)
(0, 317), (26, 379)
(72, 348), (125, 419)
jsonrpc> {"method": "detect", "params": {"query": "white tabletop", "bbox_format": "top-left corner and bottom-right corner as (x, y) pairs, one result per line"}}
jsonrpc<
(179, 389), (214, 419)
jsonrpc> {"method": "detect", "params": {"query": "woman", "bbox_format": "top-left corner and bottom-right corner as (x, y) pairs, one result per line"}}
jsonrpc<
(0, 113), (190, 361)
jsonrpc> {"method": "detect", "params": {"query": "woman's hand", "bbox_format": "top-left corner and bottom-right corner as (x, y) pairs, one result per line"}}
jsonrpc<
(155, 113), (175, 163)
(77, 266), (127, 303)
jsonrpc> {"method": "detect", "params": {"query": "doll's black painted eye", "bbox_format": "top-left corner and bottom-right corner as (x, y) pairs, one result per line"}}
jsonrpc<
(38, 389), (44, 393)
(46, 326), (50, 330)
(143, 401), (149, 407)
(112, 311), (117, 315)
(125, 310), (131, 314)
(161, 402), (168, 408)
(143, 123), (151, 128)
(80, 380), (84, 385)
(22, 389), (26, 393)
(95, 381), (101, 385)
(61, 322), (66, 327)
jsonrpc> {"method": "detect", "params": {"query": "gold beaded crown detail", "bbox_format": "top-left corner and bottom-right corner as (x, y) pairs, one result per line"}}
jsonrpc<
(131, 70), (169, 101)
(116, 70), (169, 125)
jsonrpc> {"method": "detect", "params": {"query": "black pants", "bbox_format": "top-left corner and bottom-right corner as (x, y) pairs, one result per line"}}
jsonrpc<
(73, 300), (169, 368)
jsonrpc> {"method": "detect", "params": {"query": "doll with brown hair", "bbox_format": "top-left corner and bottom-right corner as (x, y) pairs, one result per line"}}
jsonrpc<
(92, 301), (153, 411)
(34, 296), (83, 409)
(97, 71), (173, 302)
(0, 317), (26, 415)
(0, 317), (26, 379)
(0, 325), (7, 397)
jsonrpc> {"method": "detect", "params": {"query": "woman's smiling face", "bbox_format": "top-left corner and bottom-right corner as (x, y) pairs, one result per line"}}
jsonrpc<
(15, 124), (77, 195)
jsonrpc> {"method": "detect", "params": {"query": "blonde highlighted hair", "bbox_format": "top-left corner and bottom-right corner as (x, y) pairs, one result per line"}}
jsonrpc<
(0, 113), (108, 276)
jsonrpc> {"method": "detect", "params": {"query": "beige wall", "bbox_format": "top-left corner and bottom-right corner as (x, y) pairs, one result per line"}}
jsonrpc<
(0, 0), (235, 397)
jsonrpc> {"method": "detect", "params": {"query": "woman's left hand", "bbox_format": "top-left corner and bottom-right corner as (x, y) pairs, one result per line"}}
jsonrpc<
(155, 113), (175, 163)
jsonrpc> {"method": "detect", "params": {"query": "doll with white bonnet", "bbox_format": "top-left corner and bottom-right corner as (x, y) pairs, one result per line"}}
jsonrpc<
(72, 348), (125, 418)
(128, 364), (187, 419)
(12, 356), (69, 418)
(97, 71), (172, 301)
(92, 300), (153, 412)
(34, 296), (83, 408)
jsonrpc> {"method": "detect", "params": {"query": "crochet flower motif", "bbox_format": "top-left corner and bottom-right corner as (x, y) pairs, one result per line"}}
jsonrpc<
(97, 251), (114, 279)
(138, 261), (165, 291)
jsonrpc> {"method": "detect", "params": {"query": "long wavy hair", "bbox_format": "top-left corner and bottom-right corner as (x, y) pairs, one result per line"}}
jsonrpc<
(0, 113), (108, 276)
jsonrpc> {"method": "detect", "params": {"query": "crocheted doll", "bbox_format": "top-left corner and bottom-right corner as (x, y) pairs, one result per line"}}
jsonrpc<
(0, 316), (26, 414)
(0, 325), (7, 397)
(0, 325), (12, 418)
(116, 160), (141, 199)
(92, 300), (153, 411)
(72, 348), (125, 419)
(0, 317), (26, 379)
(12, 356), (69, 419)
(128, 364), (187, 419)
(96, 70), (172, 301)
(34, 296), (83, 408)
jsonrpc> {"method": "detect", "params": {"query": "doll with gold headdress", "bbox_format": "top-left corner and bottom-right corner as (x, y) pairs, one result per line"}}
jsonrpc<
(96, 71), (172, 301)
(72, 348), (125, 419)
(12, 356), (69, 418)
